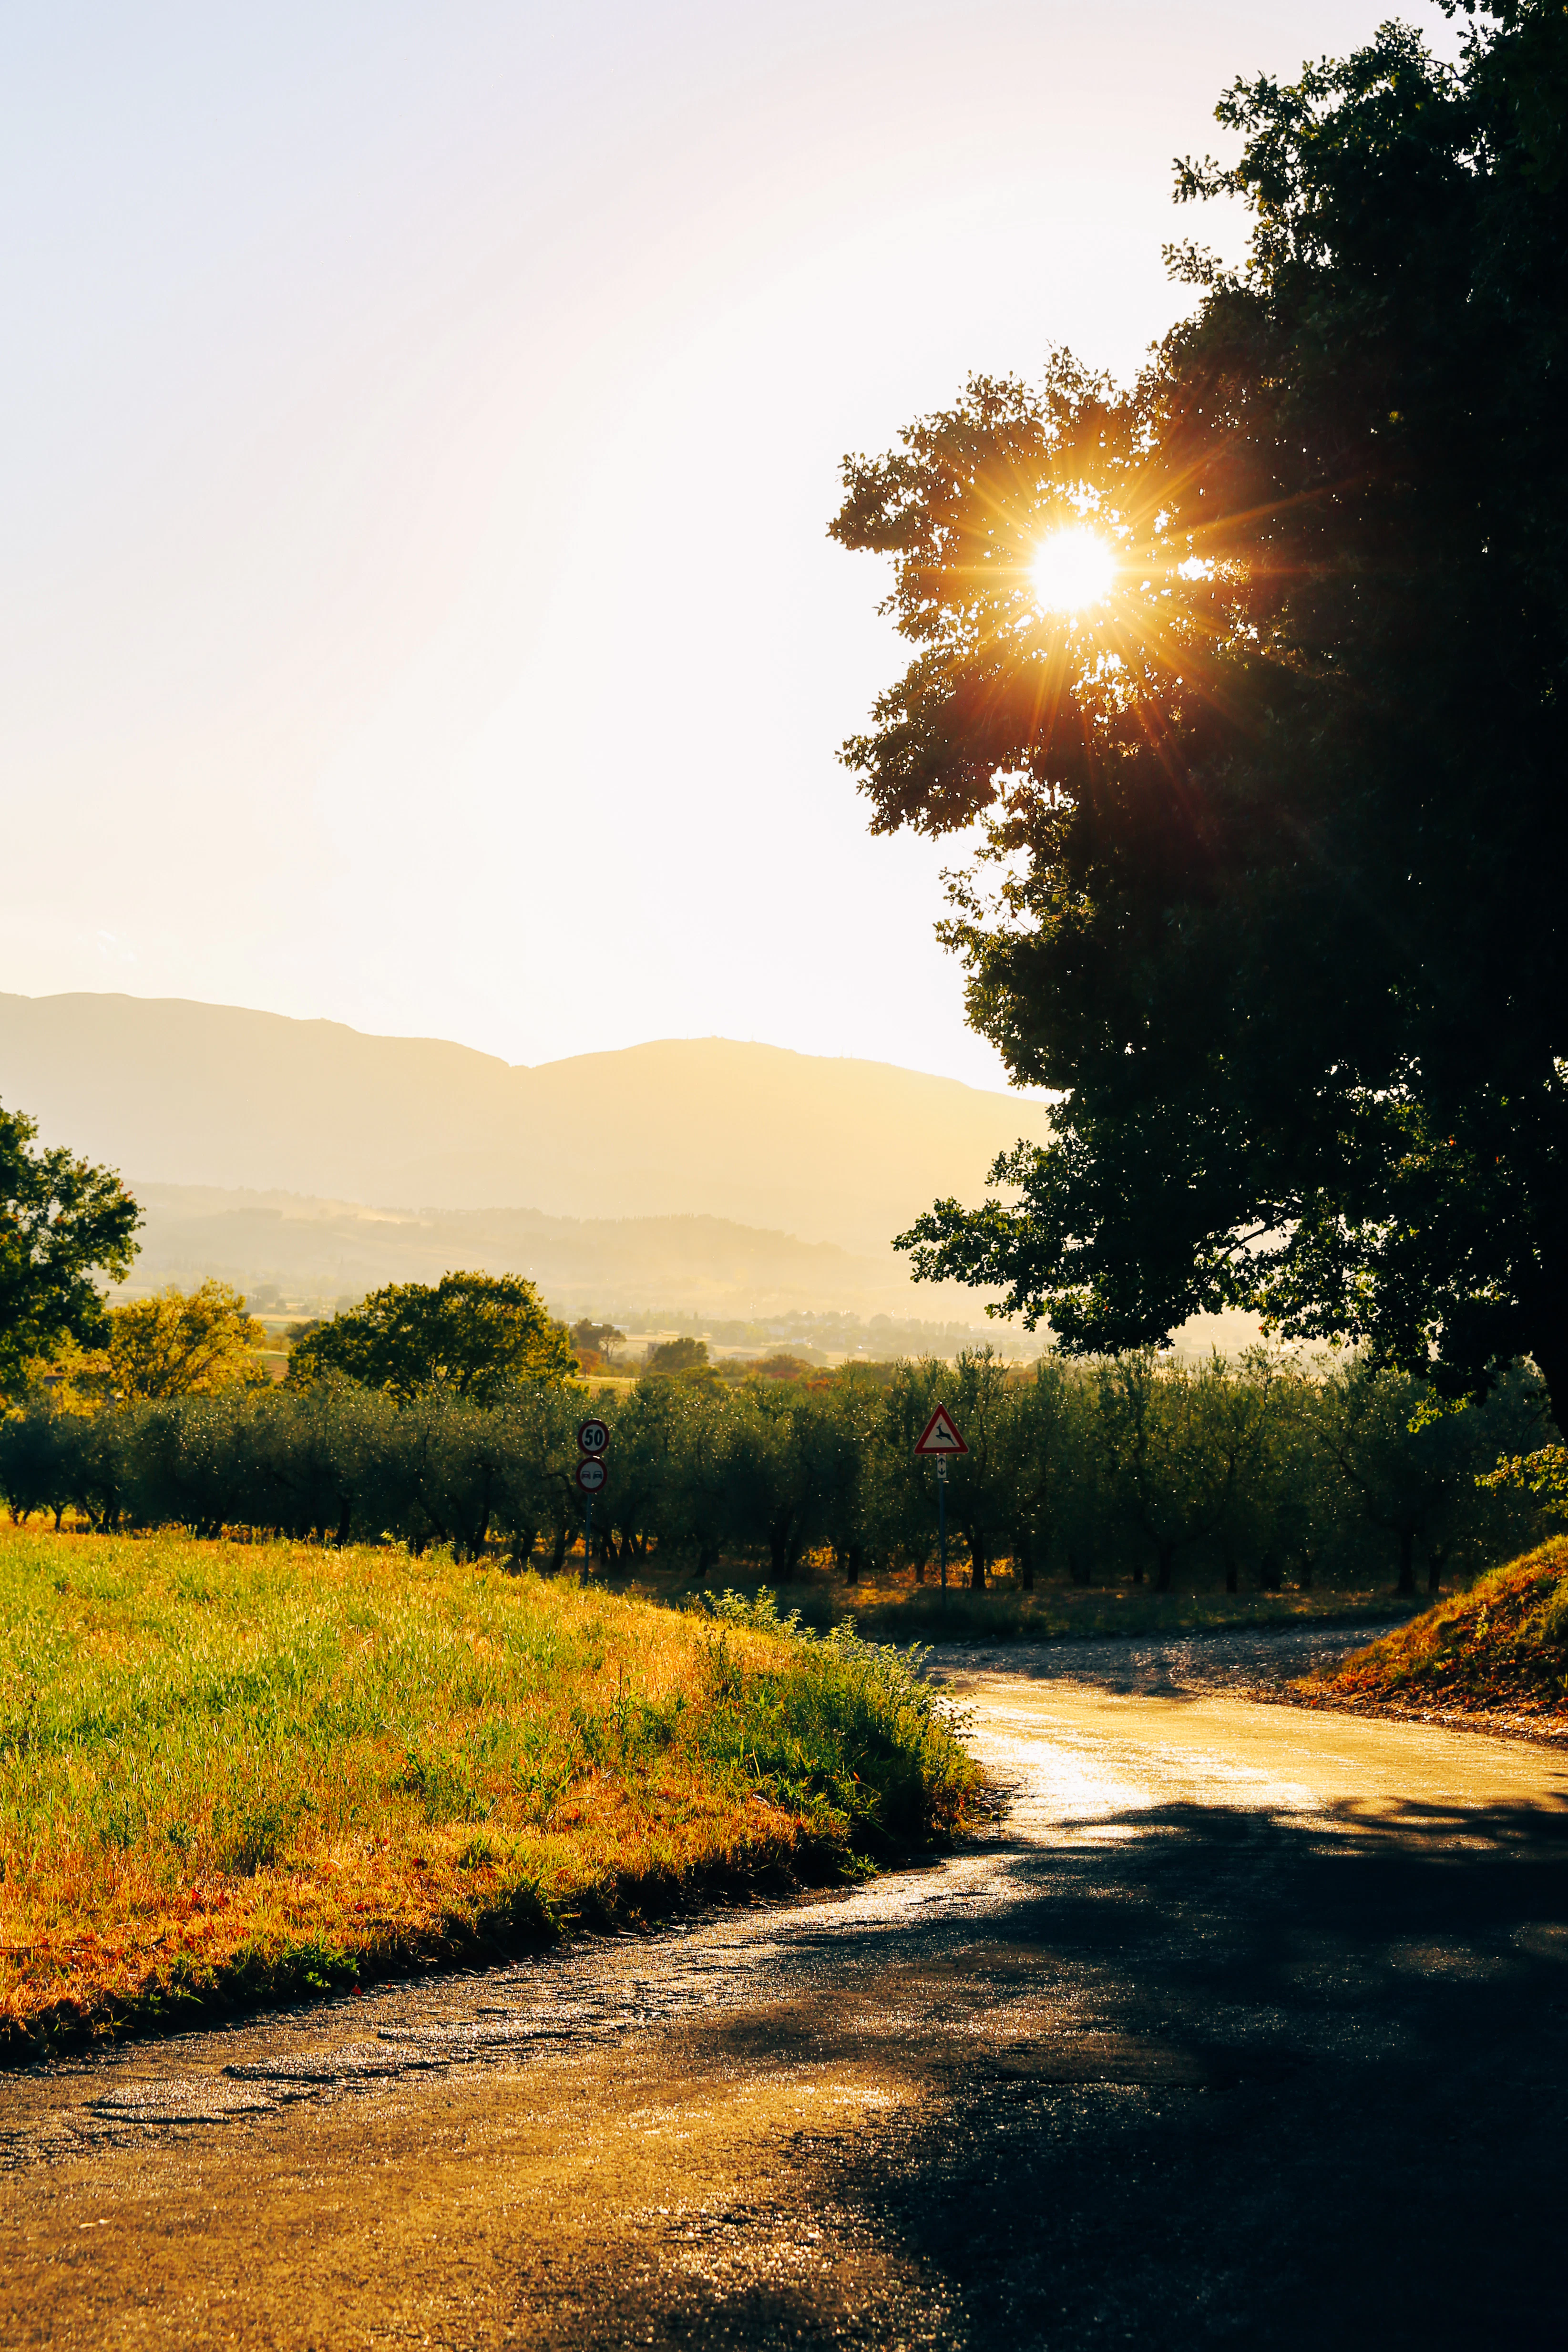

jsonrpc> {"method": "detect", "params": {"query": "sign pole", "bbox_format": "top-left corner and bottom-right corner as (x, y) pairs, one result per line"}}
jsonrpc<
(912, 1404), (965, 1609)
(576, 1418), (610, 1576)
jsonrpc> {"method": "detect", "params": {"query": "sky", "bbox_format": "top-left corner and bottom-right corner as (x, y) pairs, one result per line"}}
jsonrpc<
(0, 1), (1456, 1090)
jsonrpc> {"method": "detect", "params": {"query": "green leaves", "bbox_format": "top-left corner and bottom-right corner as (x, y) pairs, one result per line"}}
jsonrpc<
(288, 1272), (577, 1405)
(0, 1099), (140, 1397)
(834, 6), (1568, 1423)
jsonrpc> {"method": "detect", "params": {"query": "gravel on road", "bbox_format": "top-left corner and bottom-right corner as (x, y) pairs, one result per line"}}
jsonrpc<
(925, 1617), (1402, 1697)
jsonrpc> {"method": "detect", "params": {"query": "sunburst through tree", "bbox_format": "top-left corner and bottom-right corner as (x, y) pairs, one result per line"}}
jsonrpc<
(830, 3), (1568, 1435)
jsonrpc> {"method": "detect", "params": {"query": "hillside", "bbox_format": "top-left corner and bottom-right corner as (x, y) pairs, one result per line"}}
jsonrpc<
(1290, 1541), (1568, 1734)
(124, 1183), (974, 1325)
(0, 993), (1051, 1261)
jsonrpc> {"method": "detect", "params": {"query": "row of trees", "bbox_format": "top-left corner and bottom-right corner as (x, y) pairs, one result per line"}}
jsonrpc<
(1, 1347), (1552, 1595)
(7, 1271), (580, 1411)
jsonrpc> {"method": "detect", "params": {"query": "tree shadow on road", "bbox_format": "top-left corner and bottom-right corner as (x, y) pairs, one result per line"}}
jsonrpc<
(658, 1794), (1568, 2352)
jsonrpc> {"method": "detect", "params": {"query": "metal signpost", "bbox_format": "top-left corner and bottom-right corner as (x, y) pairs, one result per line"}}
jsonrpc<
(912, 1405), (967, 1597)
(577, 1417), (610, 1568)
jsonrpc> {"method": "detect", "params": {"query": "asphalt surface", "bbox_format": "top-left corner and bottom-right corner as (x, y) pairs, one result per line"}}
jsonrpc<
(930, 1614), (1406, 1694)
(3, 1630), (1566, 2350)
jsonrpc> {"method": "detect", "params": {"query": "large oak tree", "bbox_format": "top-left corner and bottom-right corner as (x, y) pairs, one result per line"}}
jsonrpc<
(288, 1271), (577, 1404)
(831, 3), (1568, 1428)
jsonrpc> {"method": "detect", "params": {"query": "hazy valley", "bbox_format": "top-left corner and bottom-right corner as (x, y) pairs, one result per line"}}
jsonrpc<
(0, 989), (1053, 1333)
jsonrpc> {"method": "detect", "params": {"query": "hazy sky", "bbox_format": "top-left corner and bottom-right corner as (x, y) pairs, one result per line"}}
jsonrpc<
(1, 2), (1453, 1089)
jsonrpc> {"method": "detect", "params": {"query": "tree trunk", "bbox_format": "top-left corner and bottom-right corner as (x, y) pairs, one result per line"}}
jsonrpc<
(913, 1554), (925, 1585)
(549, 1521), (568, 1573)
(1154, 1543), (1175, 1594)
(1225, 1551), (1239, 1595)
(1069, 1549), (1090, 1588)
(969, 1545), (985, 1592)
(1397, 1524), (1416, 1596)
(1427, 1543), (1447, 1596)
(336, 1498), (353, 1548)
(1019, 1534), (1035, 1593)
(1531, 1331), (1568, 1444)
(844, 1545), (862, 1586)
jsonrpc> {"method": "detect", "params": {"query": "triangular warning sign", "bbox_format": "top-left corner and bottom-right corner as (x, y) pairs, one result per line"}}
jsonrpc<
(914, 1404), (967, 1457)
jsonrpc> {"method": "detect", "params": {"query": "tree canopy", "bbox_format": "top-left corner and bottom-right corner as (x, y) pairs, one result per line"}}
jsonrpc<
(287, 1271), (577, 1403)
(106, 1281), (269, 1401)
(830, 2), (1568, 1428)
(572, 1318), (626, 1364)
(643, 1335), (711, 1378)
(0, 1100), (140, 1399)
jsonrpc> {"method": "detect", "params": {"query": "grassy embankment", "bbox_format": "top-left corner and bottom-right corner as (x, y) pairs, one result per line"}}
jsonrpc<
(0, 1529), (977, 2056)
(1288, 1536), (1568, 1733)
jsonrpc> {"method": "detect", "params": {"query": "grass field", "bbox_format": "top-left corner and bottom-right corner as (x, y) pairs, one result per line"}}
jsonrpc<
(1291, 1537), (1568, 1725)
(0, 1529), (976, 2055)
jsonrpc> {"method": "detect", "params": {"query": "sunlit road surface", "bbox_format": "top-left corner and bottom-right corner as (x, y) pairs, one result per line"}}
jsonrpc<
(4, 1663), (1567, 2351)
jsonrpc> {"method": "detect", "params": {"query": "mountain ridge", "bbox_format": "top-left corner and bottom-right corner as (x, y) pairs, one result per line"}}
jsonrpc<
(0, 990), (1052, 1266)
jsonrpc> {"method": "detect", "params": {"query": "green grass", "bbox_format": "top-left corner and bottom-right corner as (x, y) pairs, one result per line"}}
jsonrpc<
(0, 1529), (977, 2056)
(1294, 1537), (1568, 1720)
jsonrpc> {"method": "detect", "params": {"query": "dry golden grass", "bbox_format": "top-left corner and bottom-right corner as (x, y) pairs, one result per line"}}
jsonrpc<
(0, 1529), (974, 2052)
(1292, 1537), (1568, 1724)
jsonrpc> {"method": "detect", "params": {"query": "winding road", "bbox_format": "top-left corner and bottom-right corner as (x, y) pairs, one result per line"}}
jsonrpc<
(4, 1630), (1566, 2349)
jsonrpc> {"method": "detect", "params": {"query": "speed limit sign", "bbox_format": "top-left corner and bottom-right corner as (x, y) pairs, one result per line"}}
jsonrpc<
(578, 1417), (610, 1455)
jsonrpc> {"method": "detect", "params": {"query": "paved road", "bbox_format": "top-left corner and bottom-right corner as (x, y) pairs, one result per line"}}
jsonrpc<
(930, 1614), (1408, 1695)
(4, 1647), (1567, 2350)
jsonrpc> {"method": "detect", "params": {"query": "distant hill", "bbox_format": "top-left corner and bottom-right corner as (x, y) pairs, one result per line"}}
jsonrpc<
(0, 992), (1052, 1260)
(125, 1183), (952, 1325)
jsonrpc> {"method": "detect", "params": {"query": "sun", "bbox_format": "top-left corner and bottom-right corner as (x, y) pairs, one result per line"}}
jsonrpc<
(1030, 526), (1116, 615)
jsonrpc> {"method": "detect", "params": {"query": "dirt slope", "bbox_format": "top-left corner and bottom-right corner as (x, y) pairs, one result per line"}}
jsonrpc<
(1292, 1538), (1568, 1727)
